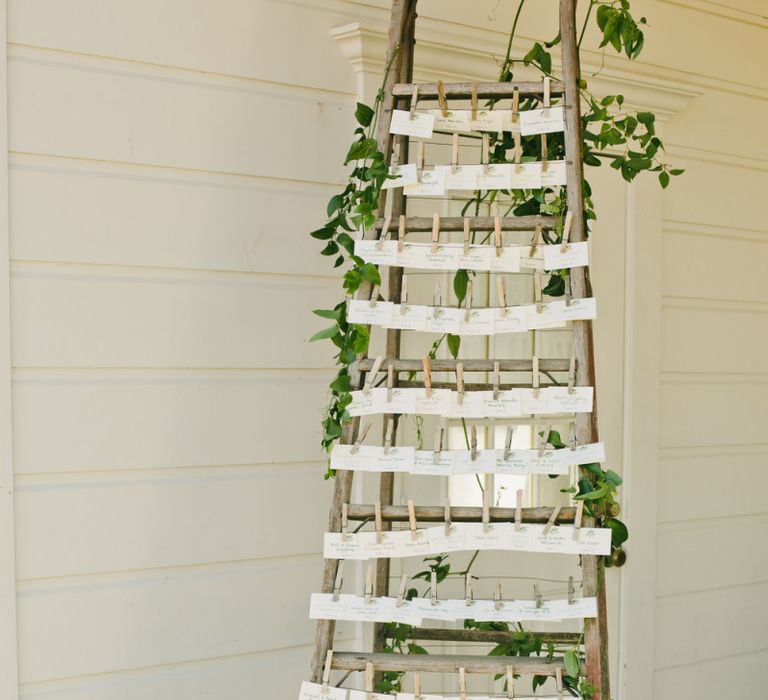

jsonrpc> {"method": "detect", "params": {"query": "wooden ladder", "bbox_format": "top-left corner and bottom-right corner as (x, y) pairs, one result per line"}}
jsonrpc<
(309, 0), (610, 697)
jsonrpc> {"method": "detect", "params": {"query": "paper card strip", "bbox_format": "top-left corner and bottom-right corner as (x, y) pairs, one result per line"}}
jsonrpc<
(390, 108), (434, 138)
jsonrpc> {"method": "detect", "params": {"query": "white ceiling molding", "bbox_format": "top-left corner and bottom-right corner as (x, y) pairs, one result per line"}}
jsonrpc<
(332, 20), (702, 119)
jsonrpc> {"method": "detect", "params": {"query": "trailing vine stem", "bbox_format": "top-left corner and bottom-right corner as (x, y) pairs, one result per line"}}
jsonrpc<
(310, 3), (679, 692)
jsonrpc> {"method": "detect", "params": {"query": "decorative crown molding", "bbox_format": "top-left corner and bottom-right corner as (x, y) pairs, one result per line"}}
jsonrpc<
(331, 21), (702, 119)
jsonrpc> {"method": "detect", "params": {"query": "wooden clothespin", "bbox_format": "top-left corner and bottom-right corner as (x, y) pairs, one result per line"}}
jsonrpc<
(497, 278), (507, 311)
(351, 422), (372, 454)
(534, 582), (543, 609)
(529, 223), (542, 257)
(506, 664), (516, 699)
(555, 666), (564, 700)
(482, 133), (490, 175)
(414, 672), (422, 699)
(396, 573), (408, 608)
(464, 279), (473, 322)
(514, 488), (523, 531)
(374, 501), (383, 544)
(482, 486), (491, 533)
(470, 425), (478, 461)
(444, 497), (452, 536)
(465, 574), (473, 607)
(561, 211), (574, 253)
(493, 360), (501, 400)
(341, 502), (349, 535)
(398, 214), (406, 252)
(378, 215), (392, 246)
(407, 498), (418, 541)
(366, 661), (375, 697)
(432, 280), (442, 318)
(456, 362), (464, 406)
(416, 140), (425, 183)
(437, 79), (449, 118)
(364, 563), (374, 604)
(463, 217), (471, 256)
(321, 650), (334, 691)
(400, 275), (408, 310)
(494, 579), (503, 611)
(568, 420), (577, 450)
(390, 140), (401, 173)
(538, 423), (552, 457)
(369, 284), (380, 309)
(494, 215), (503, 257)
(459, 667), (467, 700)
(541, 132), (549, 174)
(470, 83), (478, 121)
(431, 212), (440, 254)
(568, 355), (577, 395)
(532, 355), (540, 398)
(409, 84), (419, 119)
(386, 363), (395, 403)
(573, 500), (584, 542)
(364, 356), (384, 395)
(451, 132), (460, 173)
(534, 270), (544, 313)
(332, 560), (344, 602)
(430, 570), (438, 606)
(433, 425), (443, 465)
(422, 356), (432, 398)
(383, 416), (394, 455)
(511, 86), (520, 121)
(568, 576), (576, 605)
(543, 505), (562, 535)
(513, 131), (522, 174)
(565, 273), (573, 307)
(504, 426), (514, 461)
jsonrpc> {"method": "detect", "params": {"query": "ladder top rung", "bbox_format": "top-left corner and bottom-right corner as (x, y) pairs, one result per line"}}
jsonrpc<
(393, 81), (566, 100)
(376, 215), (556, 232)
(409, 628), (582, 645)
(331, 651), (578, 675)
(355, 358), (573, 372)
(346, 504), (577, 524)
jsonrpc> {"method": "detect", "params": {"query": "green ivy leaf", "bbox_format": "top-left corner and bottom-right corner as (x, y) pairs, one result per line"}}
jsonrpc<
(310, 226), (334, 240)
(326, 194), (344, 217)
(354, 102), (374, 127)
(659, 171), (670, 188)
(453, 269), (469, 304)
(564, 649), (581, 678)
(313, 308), (340, 320)
(320, 240), (339, 256)
(344, 138), (378, 164)
(605, 518), (629, 546)
(309, 326), (339, 342)
(447, 334), (461, 359)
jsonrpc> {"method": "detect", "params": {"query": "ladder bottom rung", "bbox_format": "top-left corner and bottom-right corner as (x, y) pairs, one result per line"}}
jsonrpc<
(347, 504), (578, 525)
(330, 651), (579, 675)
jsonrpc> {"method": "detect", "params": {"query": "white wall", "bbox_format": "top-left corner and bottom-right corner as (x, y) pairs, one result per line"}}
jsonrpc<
(0, 1), (765, 699)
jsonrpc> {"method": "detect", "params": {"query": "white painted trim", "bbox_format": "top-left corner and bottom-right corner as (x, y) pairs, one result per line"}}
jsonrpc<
(0, 0), (19, 696)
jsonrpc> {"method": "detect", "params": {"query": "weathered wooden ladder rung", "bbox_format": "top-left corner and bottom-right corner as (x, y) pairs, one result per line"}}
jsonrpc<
(346, 503), (577, 524)
(392, 80), (566, 99)
(330, 652), (580, 675)
(409, 628), (581, 646)
(375, 215), (558, 232)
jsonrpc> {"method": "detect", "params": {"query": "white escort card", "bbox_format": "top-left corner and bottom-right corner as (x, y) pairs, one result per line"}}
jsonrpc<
(519, 105), (566, 135)
(436, 164), (479, 191)
(402, 169), (446, 197)
(476, 163), (514, 191)
(389, 109), (435, 138)
(329, 441), (605, 475)
(298, 681), (348, 700)
(347, 386), (597, 418)
(354, 239), (399, 265)
(540, 159), (568, 187)
(309, 593), (422, 625)
(323, 522), (611, 560)
(381, 163), (419, 190)
(469, 109), (505, 132)
(543, 240), (589, 270)
(330, 444), (415, 473)
(509, 163), (544, 189)
(425, 108), (471, 132)
(383, 303), (430, 331)
(347, 299), (394, 325)
(397, 242), (461, 270)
